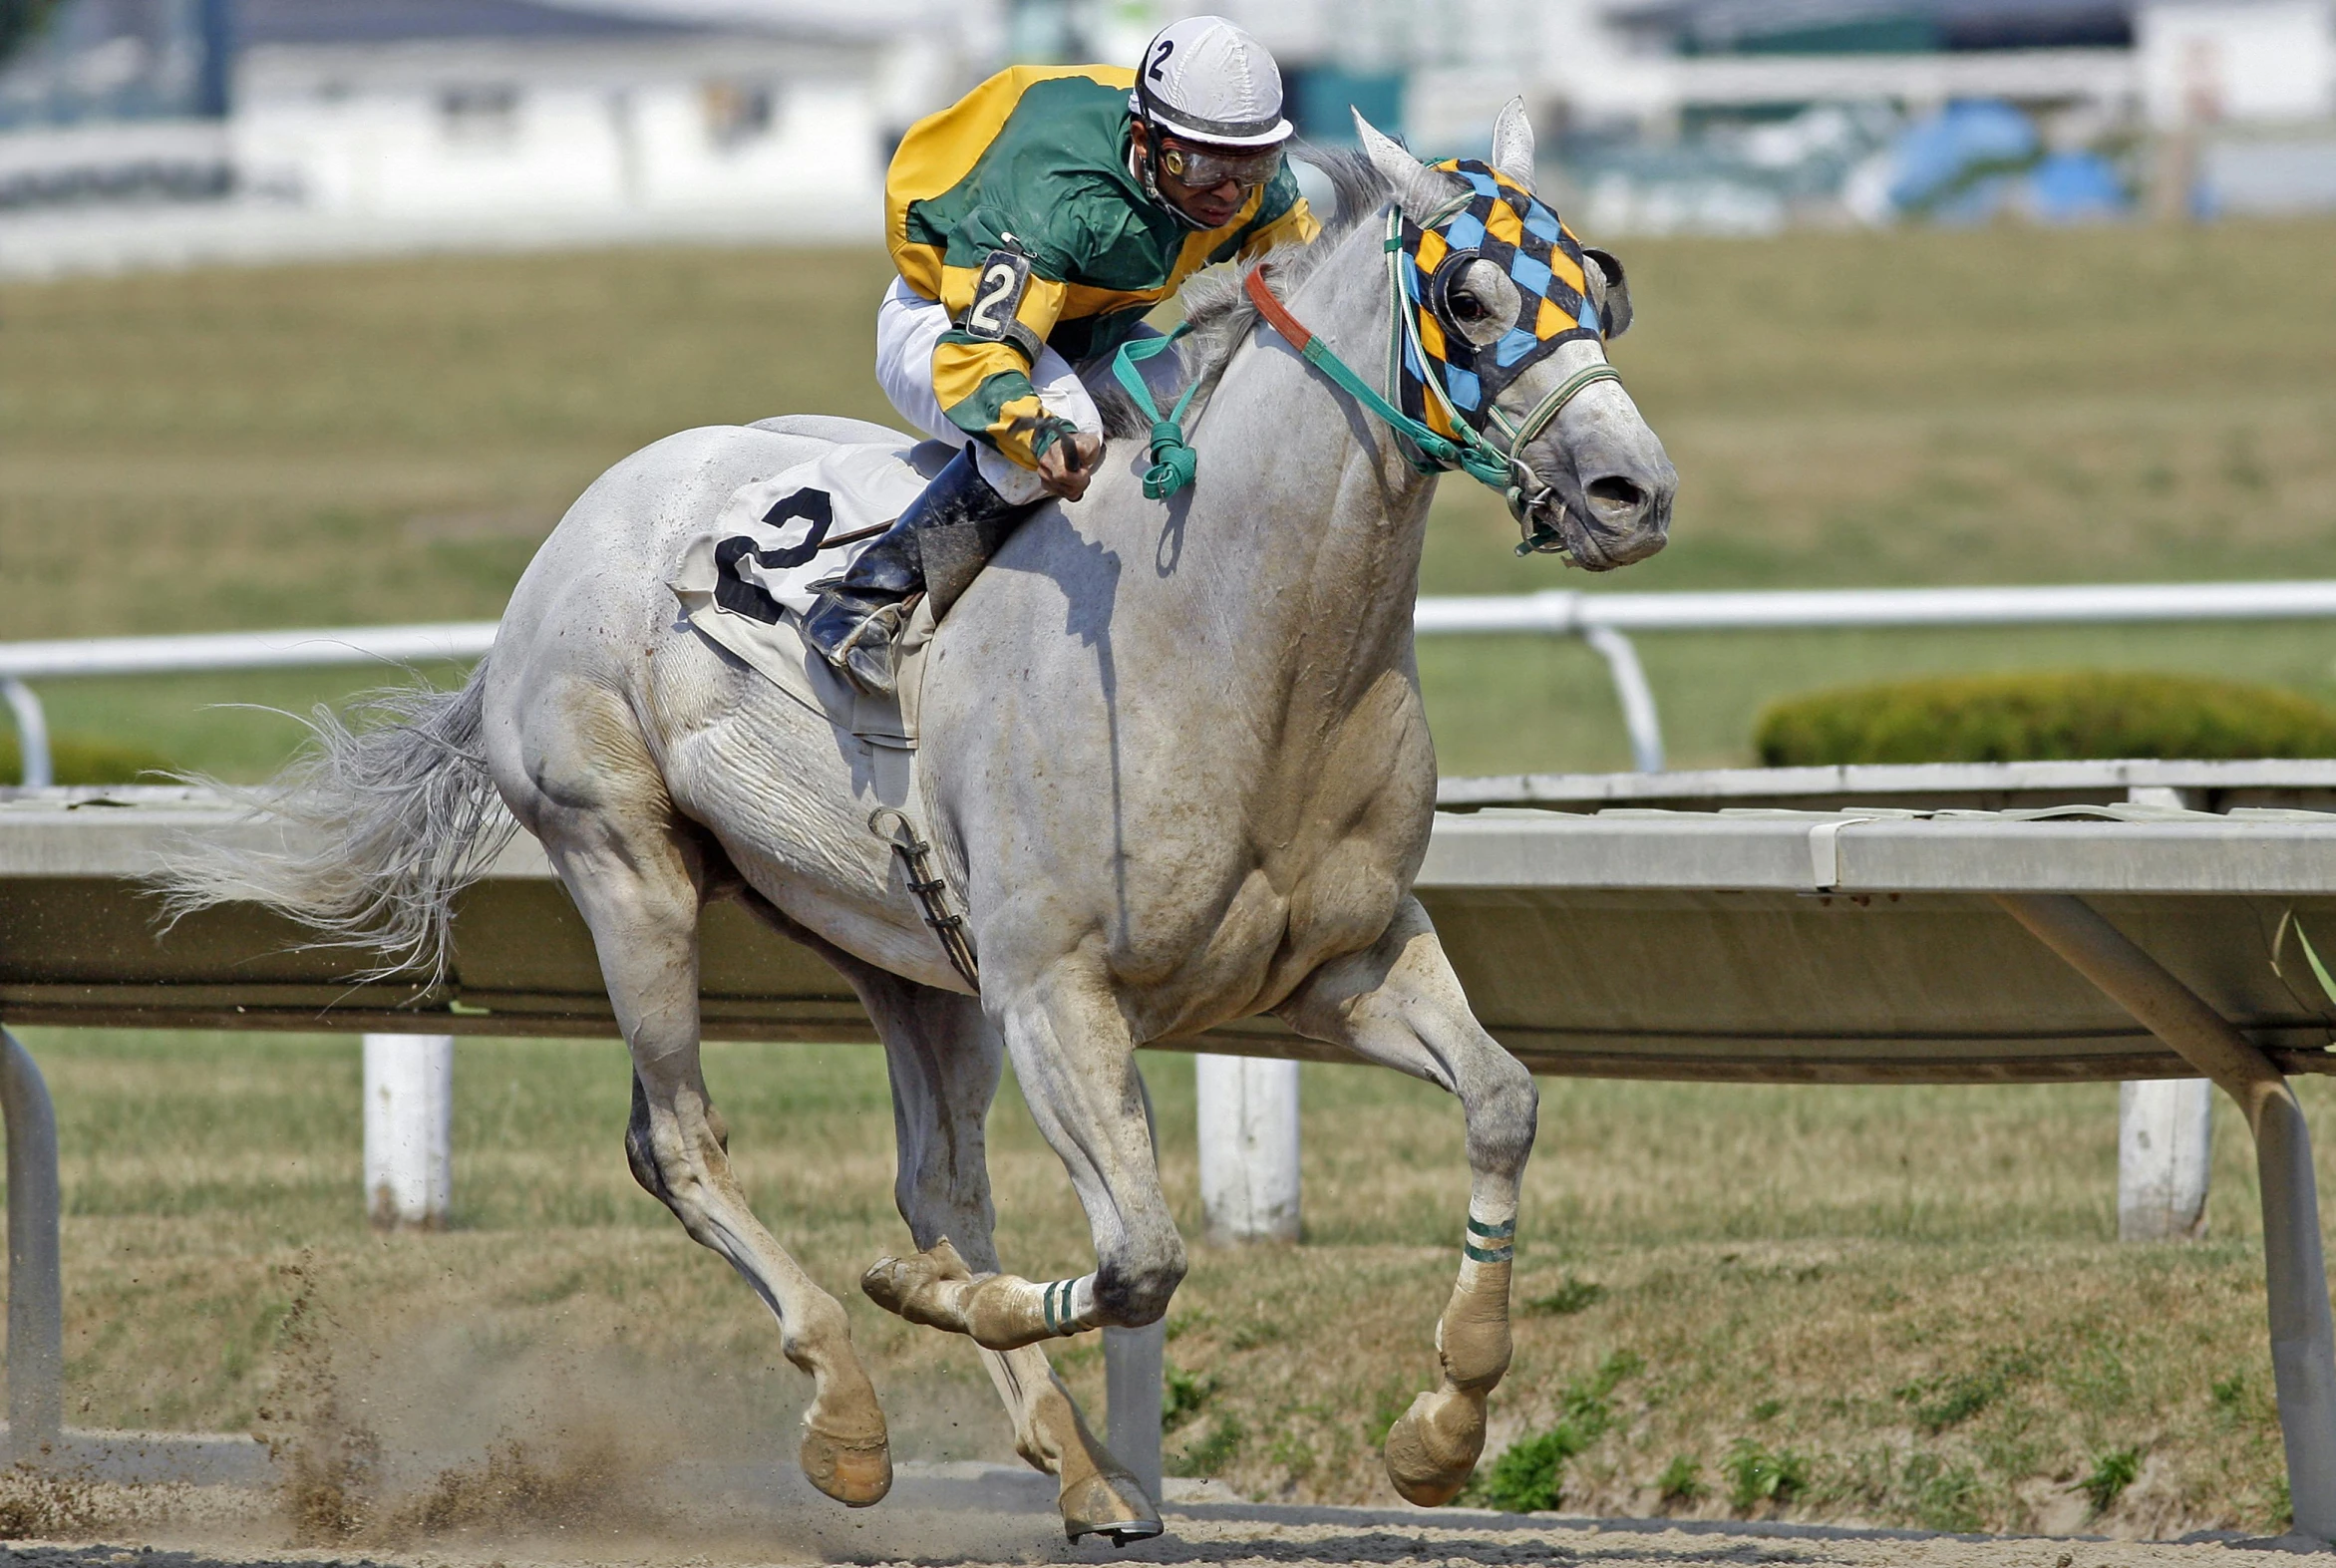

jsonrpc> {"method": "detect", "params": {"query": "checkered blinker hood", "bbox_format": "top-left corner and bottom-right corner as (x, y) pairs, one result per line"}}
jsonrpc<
(1395, 159), (1601, 444)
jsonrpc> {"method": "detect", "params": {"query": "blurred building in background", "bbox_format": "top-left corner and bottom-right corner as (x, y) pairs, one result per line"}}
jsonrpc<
(0, 0), (967, 270)
(1, 0), (2332, 275)
(1, 0), (235, 208)
(1527, 0), (2336, 231)
(230, 0), (899, 224)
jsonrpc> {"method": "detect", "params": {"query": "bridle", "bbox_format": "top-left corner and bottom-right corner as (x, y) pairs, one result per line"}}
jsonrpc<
(1376, 162), (1625, 557)
(1111, 163), (1627, 562)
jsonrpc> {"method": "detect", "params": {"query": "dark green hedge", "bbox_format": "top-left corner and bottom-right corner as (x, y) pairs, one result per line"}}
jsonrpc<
(1756, 670), (2336, 767)
(2, 734), (174, 787)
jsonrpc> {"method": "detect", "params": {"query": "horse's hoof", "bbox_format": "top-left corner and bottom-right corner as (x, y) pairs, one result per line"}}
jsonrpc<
(860, 1256), (914, 1316)
(801, 1425), (892, 1507)
(1383, 1388), (1485, 1507)
(1061, 1468), (1162, 1545)
(861, 1238), (973, 1326)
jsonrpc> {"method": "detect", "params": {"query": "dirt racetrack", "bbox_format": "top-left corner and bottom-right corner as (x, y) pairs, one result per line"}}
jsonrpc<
(4, 1488), (2315, 1568)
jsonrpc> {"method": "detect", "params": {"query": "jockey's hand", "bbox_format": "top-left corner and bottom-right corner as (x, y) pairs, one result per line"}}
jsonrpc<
(1036, 433), (1105, 501)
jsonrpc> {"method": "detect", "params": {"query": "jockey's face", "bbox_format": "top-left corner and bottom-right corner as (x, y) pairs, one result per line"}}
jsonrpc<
(1149, 134), (1280, 228)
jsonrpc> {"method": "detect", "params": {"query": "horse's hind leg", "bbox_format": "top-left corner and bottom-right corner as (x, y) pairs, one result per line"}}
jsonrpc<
(1277, 898), (1539, 1507)
(508, 699), (889, 1506)
(854, 971), (1160, 1543)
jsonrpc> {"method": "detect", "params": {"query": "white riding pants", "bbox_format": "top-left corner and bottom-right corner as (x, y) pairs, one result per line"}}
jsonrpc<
(873, 278), (1100, 506)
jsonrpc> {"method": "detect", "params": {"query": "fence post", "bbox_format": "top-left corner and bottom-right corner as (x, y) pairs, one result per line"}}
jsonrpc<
(1104, 1058), (1166, 1504)
(363, 1035), (453, 1229)
(2119, 1079), (2213, 1241)
(1194, 1055), (1299, 1245)
(0, 1028), (62, 1457)
(1579, 626), (1665, 774)
(2118, 786), (2211, 1241)
(1104, 1318), (1165, 1506)
(2, 681), (52, 789)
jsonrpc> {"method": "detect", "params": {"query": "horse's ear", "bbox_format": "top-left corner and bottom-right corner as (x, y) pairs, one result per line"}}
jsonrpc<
(1582, 246), (1633, 340)
(1490, 97), (1534, 190)
(1354, 111), (1464, 224)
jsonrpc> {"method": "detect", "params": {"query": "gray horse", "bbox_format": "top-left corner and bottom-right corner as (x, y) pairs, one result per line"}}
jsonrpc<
(165, 108), (1675, 1542)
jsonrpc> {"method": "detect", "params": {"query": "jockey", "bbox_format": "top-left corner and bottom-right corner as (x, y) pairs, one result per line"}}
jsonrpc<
(802, 15), (1319, 694)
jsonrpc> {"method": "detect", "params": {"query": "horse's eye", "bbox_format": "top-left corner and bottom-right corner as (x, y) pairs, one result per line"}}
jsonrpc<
(1430, 255), (1515, 345)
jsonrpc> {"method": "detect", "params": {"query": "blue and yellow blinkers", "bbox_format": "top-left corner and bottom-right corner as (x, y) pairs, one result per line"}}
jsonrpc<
(1394, 160), (1602, 444)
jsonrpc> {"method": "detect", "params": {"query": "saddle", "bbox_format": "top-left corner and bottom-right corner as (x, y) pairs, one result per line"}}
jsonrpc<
(666, 431), (955, 753)
(669, 419), (984, 991)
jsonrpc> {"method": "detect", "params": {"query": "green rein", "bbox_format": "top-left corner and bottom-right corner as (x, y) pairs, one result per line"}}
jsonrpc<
(1110, 328), (1206, 500)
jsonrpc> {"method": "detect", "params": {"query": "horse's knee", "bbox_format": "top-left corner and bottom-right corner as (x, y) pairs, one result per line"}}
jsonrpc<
(1466, 1053), (1538, 1171)
(626, 1071), (733, 1220)
(1094, 1231), (1186, 1326)
(626, 1074), (673, 1203)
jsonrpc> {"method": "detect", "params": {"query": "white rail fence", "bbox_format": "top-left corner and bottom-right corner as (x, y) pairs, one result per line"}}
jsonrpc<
(1414, 580), (2336, 775)
(14, 582), (2336, 786)
(10, 581), (2336, 1247)
(0, 622), (497, 787)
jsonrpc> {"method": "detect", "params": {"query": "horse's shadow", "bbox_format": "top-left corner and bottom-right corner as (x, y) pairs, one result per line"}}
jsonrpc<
(1014, 511), (1137, 938)
(825, 1513), (1937, 1567)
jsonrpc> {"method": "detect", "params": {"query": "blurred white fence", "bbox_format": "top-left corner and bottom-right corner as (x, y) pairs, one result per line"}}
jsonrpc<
(1414, 580), (2336, 774)
(14, 581), (2336, 784)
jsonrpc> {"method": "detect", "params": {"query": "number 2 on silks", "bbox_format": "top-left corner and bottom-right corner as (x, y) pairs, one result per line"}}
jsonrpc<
(962, 248), (1033, 343)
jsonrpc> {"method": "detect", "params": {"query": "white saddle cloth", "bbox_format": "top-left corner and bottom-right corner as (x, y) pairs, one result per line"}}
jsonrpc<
(708, 442), (930, 616)
(666, 440), (946, 752)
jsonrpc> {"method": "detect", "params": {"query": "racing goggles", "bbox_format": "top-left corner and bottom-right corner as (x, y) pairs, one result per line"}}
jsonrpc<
(1156, 138), (1282, 192)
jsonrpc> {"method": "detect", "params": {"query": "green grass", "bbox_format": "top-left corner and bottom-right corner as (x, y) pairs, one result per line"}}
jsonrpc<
(4, 1025), (2325, 1534)
(5, 218), (2336, 780)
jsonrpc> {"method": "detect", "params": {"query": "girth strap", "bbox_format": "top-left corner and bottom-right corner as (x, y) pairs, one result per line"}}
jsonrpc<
(870, 808), (979, 991)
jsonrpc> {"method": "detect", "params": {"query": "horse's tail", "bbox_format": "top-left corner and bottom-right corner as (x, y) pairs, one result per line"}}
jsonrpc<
(153, 660), (519, 986)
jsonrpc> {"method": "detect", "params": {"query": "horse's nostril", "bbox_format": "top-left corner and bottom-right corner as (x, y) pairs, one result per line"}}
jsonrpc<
(1586, 475), (1647, 517)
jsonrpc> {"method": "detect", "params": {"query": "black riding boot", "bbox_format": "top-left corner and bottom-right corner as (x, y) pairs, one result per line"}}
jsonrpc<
(799, 446), (1034, 696)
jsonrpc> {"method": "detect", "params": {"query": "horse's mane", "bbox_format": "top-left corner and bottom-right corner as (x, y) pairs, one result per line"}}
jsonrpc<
(1095, 147), (1391, 440)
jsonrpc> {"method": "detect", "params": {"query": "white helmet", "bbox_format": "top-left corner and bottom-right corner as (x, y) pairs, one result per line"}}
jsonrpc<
(1129, 15), (1293, 149)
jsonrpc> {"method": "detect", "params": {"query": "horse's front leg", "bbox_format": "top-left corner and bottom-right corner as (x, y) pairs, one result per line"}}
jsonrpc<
(861, 957), (1184, 1347)
(852, 971), (1158, 1543)
(1278, 897), (1539, 1506)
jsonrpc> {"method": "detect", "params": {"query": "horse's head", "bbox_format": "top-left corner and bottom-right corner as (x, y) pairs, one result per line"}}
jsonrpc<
(1357, 104), (1676, 571)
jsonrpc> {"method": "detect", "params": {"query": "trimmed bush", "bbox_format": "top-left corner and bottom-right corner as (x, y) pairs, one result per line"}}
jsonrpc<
(2, 733), (175, 786)
(1756, 670), (2336, 768)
